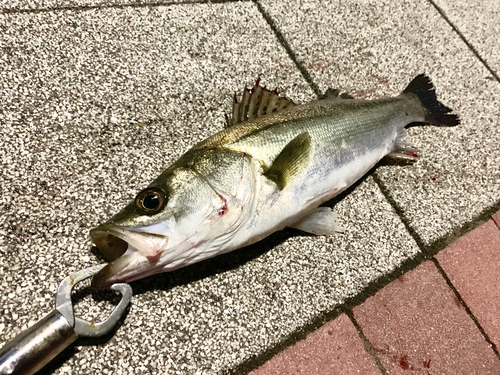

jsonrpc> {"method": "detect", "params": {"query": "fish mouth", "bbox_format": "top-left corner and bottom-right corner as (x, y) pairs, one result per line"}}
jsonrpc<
(90, 225), (128, 262)
(90, 224), (169, 288)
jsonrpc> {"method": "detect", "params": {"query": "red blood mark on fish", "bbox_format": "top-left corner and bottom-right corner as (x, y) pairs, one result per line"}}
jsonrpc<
(405, 111), (409, 116)
(218, 195), (228, 216)
(431, 176), (438, 182)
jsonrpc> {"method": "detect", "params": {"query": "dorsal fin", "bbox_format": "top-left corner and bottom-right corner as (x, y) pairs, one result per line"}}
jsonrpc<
(322, 88), (354, 100)
(225, 79), (297, 128)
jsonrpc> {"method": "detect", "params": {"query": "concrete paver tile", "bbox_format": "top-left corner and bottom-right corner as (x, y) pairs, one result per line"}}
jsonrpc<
(260, 0), (500, 246)
(353, 261), (500, 374)
(432, 0), (500, 75)
(252, 313), (381, 375)
(0, 2), (420, 374)
(436, 220), (500, 348)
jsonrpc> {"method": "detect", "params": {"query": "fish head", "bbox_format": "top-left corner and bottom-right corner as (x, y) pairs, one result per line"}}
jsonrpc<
(91, 165), (250, 287)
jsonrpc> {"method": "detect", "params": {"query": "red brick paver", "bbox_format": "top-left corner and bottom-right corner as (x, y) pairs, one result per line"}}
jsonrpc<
(436, 219), (500, 348)
(353, 261), (500, 375)
(253, 313), (380, 375)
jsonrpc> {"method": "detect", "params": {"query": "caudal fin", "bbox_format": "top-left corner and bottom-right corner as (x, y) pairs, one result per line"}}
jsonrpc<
(403, 74), (459, 127)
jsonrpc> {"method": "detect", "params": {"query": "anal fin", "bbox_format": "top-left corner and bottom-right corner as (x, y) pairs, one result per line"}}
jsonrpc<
(388, 128), (419, 160)
(265, 132), (311, 190)
(289, 207), (342, 235)
(388, 144), (420, 160)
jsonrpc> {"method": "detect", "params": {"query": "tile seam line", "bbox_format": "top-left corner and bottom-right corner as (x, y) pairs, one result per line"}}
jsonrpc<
(426, 0), (500, 82)
(372, 174), (500, 257)
(252, 0), (322, 98)
(431, 257), (500, 359)
(0, 0), (247, 14)
(371, 175), (500, 360)
(346, 309), (389, 375)
(352, 173), (425, 375)
(493, 215), (500, 231)
(371, 173), (427, 250)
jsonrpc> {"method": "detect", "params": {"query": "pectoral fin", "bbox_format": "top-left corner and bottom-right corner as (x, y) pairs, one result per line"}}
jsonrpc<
(265, 132), (311, 190)
(289, 207), (342, 235)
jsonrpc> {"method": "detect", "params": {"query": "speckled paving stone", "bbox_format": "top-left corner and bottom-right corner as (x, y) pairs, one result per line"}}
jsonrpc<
(353, 261), (500, 374)
(0, 2), (422, 374)
(260, 0), (500, 246)
(432, 0), (500, 75)
(252, 313), (381, 375)
(436, 220), (500, 348)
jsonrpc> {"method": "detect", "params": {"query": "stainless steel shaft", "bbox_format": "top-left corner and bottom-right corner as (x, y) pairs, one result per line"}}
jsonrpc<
(0, 309), (78, 375)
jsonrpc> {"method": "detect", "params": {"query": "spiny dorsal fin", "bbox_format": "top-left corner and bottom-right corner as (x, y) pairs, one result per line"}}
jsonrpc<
(225, 79), (297, 128)
(322, 88), (354, 100)
(265, 132), (311, 190)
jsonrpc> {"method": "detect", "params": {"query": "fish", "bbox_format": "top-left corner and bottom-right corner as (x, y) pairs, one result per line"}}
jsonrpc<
(90, 74), (459, 287)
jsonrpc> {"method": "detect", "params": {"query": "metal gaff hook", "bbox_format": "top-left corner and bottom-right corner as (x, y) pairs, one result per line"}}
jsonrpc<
(56, 264), (132, 337)
(0, 265), (133, 375)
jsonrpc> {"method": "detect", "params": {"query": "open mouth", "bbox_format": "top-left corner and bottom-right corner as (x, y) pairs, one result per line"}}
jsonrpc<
(90, 226), (129, 262)
(90, 224), (169, 288)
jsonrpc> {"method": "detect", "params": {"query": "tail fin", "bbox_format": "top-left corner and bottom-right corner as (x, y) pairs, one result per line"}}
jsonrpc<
(403, 74), (459, 127)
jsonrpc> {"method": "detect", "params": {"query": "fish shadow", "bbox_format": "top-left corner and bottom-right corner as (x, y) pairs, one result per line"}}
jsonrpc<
(129, 228), (294, 295)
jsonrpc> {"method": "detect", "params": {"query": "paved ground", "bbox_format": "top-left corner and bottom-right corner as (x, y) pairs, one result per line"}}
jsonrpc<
(253, 213), (500, 374)
(0, 0), (499, 374)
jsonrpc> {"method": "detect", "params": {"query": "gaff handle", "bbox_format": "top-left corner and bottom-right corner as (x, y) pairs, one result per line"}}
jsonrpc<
(0, 265), (132, 375)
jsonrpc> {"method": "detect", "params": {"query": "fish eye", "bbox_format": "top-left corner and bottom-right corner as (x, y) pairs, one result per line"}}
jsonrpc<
(135, 187), (167, 214)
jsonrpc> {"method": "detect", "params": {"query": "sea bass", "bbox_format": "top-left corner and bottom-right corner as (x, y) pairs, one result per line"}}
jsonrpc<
(91, 74), (458, 287)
